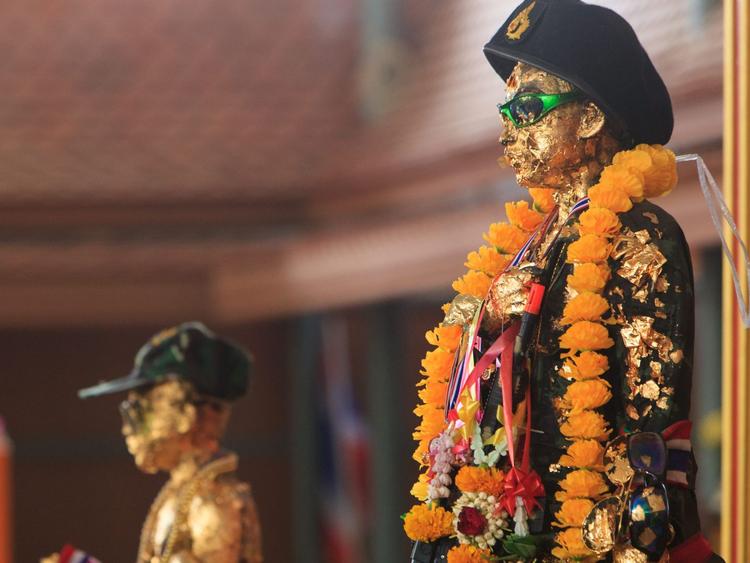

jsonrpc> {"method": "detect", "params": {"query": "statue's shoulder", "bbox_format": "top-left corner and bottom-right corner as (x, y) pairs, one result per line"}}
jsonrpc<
(618, 199), (686, 243)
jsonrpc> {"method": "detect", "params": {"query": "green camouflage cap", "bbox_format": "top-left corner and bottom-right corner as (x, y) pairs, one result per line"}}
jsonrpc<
(78, 322), (252, 401)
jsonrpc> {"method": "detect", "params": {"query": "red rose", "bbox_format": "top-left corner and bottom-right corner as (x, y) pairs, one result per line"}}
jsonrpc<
(456, 506), (487, 536)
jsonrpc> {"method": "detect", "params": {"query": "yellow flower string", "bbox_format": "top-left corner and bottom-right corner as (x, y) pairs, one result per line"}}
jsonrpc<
(552, 144), (677, 561)
(410, 188), (552, 503)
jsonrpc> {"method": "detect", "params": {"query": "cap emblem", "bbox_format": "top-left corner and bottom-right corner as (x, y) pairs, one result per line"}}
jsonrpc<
(149, 326), (178, 348)
(506, 1), (536, 41)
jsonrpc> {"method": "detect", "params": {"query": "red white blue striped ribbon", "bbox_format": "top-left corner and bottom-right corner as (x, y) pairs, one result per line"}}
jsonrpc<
(444, 196), (590, 415)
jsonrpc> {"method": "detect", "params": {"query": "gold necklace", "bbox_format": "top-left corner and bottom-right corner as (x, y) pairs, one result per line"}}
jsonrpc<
(137, 453), (238, 563)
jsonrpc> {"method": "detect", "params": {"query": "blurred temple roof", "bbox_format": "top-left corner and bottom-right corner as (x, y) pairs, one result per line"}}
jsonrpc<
(0, 0), (724, 326)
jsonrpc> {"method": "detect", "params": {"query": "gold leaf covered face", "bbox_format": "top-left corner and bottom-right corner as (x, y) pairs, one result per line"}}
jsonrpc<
(120, 378), (197, 474)
(500, 63), (618, 192)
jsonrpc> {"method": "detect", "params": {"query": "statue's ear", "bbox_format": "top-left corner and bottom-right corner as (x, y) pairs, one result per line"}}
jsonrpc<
(577, 101), (606, 139)
(177, 403), (197, 434)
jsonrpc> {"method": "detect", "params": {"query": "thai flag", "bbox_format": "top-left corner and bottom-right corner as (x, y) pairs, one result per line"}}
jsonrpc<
(59, 545), (101, 563)
(318, 317), (371, 563)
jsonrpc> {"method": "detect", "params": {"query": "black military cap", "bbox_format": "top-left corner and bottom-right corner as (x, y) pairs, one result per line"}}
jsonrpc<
(78, 322), (252, 401)
(484, 0), (673, 146)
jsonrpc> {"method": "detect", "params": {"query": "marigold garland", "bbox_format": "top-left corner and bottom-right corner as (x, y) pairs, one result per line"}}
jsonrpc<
(552, 143), (677, 560)
(410, 189), (550, 501)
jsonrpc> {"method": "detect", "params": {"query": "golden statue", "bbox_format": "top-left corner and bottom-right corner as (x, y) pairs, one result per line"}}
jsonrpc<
(405, 1), (722, 561)
(77, 322), (263, 563)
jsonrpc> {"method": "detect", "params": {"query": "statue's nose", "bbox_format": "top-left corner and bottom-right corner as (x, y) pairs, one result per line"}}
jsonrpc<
(499, 116), (516, 146)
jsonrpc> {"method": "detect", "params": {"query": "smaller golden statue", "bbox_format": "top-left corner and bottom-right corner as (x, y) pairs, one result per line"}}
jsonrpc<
(78, 322), (262, 563)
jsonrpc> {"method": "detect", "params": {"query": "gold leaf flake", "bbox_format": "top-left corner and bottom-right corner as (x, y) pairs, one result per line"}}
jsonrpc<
(639, 380), (660, 400)
(669, 349), (684, 364)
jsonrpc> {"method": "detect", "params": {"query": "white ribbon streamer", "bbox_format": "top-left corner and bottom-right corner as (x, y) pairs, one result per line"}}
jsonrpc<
(677, 153), (750, 327)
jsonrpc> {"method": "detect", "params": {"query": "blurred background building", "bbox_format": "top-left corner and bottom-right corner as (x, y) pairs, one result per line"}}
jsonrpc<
(0, 0), (723, 561)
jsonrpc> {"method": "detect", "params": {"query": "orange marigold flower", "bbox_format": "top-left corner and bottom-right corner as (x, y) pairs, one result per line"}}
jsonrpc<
(420, 348), (455, 380)
(410, 472), (431, 501)
(413, 440), (429, 465)
(418, 379), (448, 405)
(559, 439), (606, 470)
(559, 352), (609, 381)
(455, 465), (505, 497)
(554, 498), (595, 527)
(599, 163), (645, 199)
(529, 187), (556, 213)
(612, 148), (653, 174)
(588, 182), (633, 213)
(578, 208), (621, 237)
(446, 545), (493, 563)
(571, 351), (609, 378)
(505, 200), (544, 232)
(483, 222), (528, 253)
(560, 292), (610, 324)
(465, 245), (511, 276)
(555, 469), (610, 501)
(635, 143), (678, 198)
(560, 410), (611, 441)
(425, 325), (462, 352)
(552, 527), (595, 559)
(403, 503), (454, 542)
(559, 321), (614, 352)
(413, 406), (447, 441)
(567, 263), (611, 293)
(564, 379), (613, 414)
(567, 234), (612, 264)
(452, 270), (492, 299)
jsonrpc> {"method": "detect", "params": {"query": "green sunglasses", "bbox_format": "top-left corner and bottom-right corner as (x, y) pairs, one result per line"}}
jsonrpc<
(498, 91), (582, 128)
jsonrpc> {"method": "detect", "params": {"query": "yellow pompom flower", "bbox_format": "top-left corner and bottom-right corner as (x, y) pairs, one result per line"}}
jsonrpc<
(555, 469), (610, 501)
(413, 440), (430, 465)
(505, 200), (544, 232)
(560, 411), (610, 441)
(567, 263), (611, 293)
(578, 207), (621, 237)
(599, 163), (645, 199)
(418, 379), (448, 406)
(572, 351), (609, 378)
(636, 143), (678, 197)
(452, 270), (492, 299)
(567, 234), (612, 264)
(554, 498), (595, 527)
(483, 222), (528, 254)
(588, 182), (633, 213)
(403, 503), (454, 542)
(559, 321), (614, 352)
(551, 527), (596, 559)
(446, 545), (493, 563)
(413, 406), (447, 441)
(612, 148), (653, 174)
(455, 465), (505, 497)
(425, 325), (463, 352)
(564, 380), (613, 413)
(560, 292), (610, 324)
(410, 472), (431, 501)
(559, 351), (609, 381)
(465, 245), (511, 276)
(529, 187), (556, 213)
(420, 348), (455, 380)
(559, 439), (606, 470)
